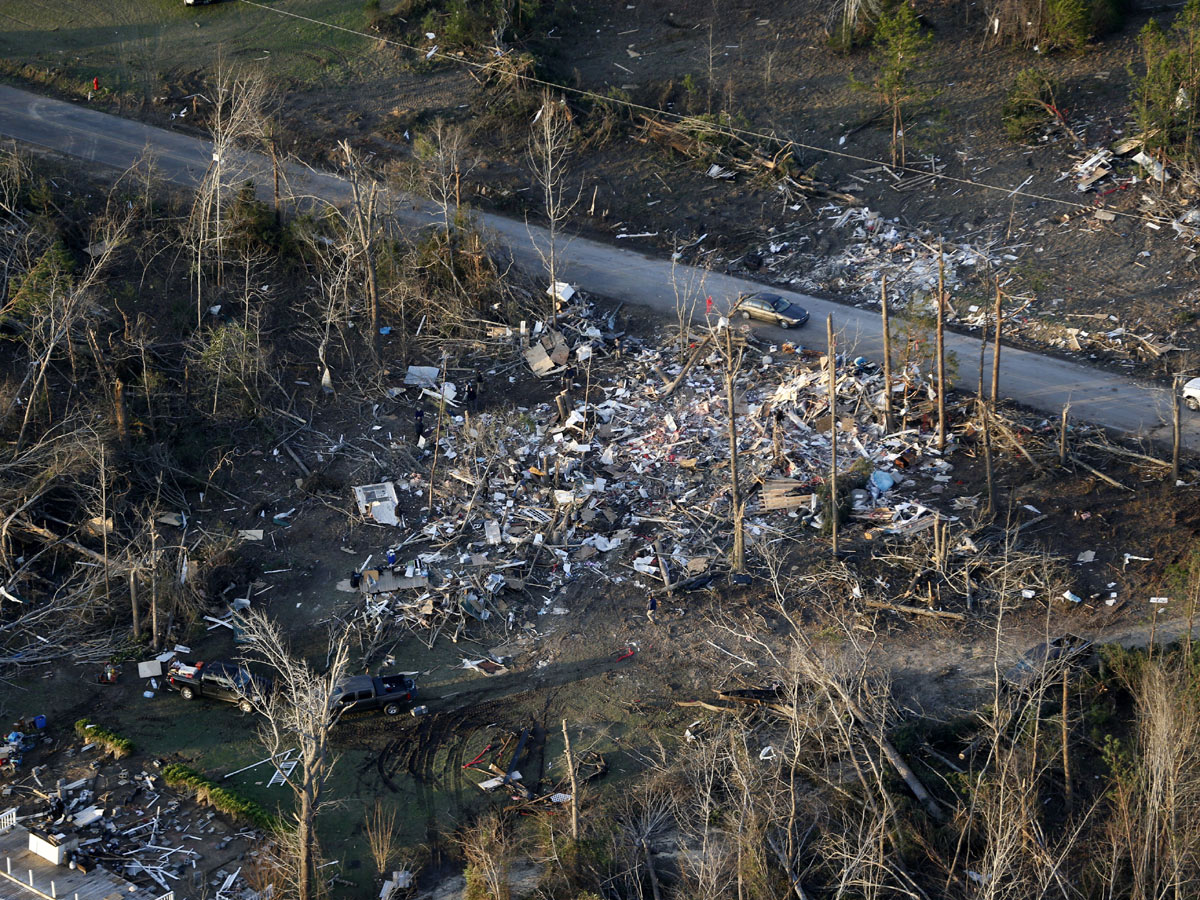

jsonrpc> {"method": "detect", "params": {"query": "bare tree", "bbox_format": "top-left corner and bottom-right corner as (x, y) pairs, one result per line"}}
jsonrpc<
(339, 140), (382, 360)
(238, 609), (352, 900)
(458, 811), (514, 900)
(670, 251), (709, 365)
(528, 90), (579, 324)
(187, 61), (268, 327)
(5, 211), (130, 452)
(414, 119), (476, 238)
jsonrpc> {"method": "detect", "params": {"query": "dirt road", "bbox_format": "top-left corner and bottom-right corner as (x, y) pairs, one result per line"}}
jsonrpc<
(1, 83), (1195, 450)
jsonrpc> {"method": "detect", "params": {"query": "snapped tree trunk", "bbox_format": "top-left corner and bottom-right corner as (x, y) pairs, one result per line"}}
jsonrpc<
(724, 326), (745, 572)
(881, 277), (893, 431)
(827, 314), (839, 557)
(936, 246), (947, 451)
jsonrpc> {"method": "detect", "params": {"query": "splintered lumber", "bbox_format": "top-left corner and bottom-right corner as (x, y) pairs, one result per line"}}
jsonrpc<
(660, 333), (712, 398)
(1068, 454), (1132, 491)
(865, 600), (966, 621)
(652, 538), (674, 594)
(759, 479), (815, 511)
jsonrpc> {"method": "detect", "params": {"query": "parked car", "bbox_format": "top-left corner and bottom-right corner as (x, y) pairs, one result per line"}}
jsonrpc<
(736, 292), (809, 329)
(330, 674), (418, 717)
(1002, 634), (1093, 691)
(1183, 376), (1200, 411)
(165, 660), (272, 712)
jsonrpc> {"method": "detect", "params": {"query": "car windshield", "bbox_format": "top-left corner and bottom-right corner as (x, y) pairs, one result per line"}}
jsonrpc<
(770, 298), (788, 312)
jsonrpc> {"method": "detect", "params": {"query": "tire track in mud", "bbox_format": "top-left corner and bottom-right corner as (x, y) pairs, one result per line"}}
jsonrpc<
(344, 651), (636, 813)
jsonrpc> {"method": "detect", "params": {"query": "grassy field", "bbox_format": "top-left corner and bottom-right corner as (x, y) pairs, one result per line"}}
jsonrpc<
(0, 0), (378, 97)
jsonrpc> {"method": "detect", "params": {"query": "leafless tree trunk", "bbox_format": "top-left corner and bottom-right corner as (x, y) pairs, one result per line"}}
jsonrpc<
(562, 719), (580, 843)
(992, 277), (1002, 403)
(1174, 373), (1182, 485)
(936, 245), (947, 451)
(528, 91), (579, 325)
(712, 313), (747, 571)
(880, 276), (893, 431)
(828, 314), (839, 557)
(238, 608), (352, 900)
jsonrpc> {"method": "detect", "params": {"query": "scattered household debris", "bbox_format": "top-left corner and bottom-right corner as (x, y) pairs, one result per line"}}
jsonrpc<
(0, 726), (267, 900)
(331, 298), (1113, 648)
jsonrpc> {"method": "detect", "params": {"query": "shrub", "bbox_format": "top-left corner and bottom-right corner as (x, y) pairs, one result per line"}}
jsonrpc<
(988, 0), (1122, 51)
(74, 719), (134, 759)
(226, 181), (283, 256)
(162, 763), (282, 831)
(1042, 0), (1091, 51)
(1002, 69), (1063, 141)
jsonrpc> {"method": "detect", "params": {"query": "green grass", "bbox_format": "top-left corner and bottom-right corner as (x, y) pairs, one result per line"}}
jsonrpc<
(0, 0), (378, 98)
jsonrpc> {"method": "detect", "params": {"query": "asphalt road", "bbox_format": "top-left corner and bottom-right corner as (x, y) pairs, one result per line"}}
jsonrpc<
(1, 83), (1195, 450)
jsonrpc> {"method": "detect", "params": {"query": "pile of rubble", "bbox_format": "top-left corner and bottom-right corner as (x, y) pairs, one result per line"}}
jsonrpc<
(345, 301), (993, 641)
(0, 731), (265, 900)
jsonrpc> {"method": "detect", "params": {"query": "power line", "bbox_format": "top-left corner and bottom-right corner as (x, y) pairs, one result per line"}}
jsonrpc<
(236, 0), (1158, 227)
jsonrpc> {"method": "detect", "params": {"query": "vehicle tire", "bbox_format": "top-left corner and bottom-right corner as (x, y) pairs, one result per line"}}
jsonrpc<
(180, 686), (195, 700)
(238, 699), (253, 714)
(741, 311), (750, 319)
(383, 703), (400, 716)
(778, 319), (790, 329)
(1187, 397), (1200, 411)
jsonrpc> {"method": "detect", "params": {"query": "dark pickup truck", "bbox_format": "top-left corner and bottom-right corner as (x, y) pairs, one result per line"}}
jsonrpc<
(331, 674), (417, 717)
(166, 660), (272, 713)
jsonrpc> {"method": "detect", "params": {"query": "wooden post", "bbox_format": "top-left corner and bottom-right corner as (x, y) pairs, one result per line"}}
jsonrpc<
(827, 314), (839, 557)
(1174, 374), (1182, 486)
(1059, 404), (1070, 467)
(991, 277), (1002, 404)
(427, 353), (449, 514)
(936, 246), (947, 451)
(881, 276), (893, 431)
(562, 719), (579, 842)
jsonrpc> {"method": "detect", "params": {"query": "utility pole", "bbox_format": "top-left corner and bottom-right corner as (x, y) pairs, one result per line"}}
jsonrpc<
(881, 276), (893, 431)
(827, 314), (839, 557)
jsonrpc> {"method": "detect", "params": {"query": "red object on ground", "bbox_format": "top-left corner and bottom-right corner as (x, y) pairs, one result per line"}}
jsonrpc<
(706, 296), (713, 316)
(92, 77), (99, 92)
(615, 647), (635, 662)
(462, 744), (493, 769)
